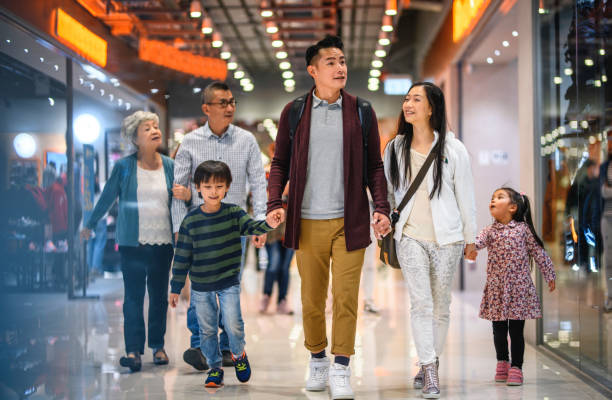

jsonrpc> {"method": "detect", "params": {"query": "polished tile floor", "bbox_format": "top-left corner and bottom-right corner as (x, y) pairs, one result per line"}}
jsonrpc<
(0, 260), (608, 399)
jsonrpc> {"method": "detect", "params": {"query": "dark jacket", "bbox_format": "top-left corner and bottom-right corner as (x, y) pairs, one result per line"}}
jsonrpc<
(267, 88), (390, 251)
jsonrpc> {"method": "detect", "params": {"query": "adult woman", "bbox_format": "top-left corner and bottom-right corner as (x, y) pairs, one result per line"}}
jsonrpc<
(82, 111), (189, 372)
(384, 82), (476, 398)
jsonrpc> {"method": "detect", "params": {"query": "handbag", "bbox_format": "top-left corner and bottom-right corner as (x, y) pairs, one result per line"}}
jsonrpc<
(379, 144), (438, 268)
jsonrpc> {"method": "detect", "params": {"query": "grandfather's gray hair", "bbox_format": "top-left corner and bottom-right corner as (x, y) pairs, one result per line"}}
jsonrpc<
(202, 81), (230, 105)
(121, 111), (159, 143)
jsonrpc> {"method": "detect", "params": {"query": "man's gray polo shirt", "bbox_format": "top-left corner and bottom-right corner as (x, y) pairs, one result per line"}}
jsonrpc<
(301, 92), (345, 219)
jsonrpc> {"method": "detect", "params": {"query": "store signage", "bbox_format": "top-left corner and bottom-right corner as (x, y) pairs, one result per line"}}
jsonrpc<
(139, 39), (227, 80)
(452, 0), (491, 42)
(55, 8), (108, 67)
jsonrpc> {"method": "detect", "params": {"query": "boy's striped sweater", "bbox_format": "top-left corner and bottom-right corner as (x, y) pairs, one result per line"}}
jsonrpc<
(171, 203), (273, 293)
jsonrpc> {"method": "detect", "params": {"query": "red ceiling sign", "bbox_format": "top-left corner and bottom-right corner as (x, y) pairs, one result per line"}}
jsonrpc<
(139, 39), (227, 80)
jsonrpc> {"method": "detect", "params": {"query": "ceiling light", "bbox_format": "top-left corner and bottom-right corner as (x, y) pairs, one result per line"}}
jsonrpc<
(486, 57), (494, 64)
(282, 71), (294, 79)
(581, 120), (589, 129)
(125, 103), (131, 111)
(227, 61), (238, 70)
(595, 80), (602, 87)
(602, 75), (608, 82)
(54, 65), (59, 71)
(276, 51), (288, 59)
(553, 76), (562, 84)
(109, 94), (114, 101)
(261, 10), (273, 17)
(24, 48), (28, 53)
(39, 57), (44, 62)
(285, 86), (295, 93)
(512, 31), (519, 37)
(538, 8), (546, 14)
(502, 40), (509, 47)
(585, 58), (594, 66)
(5, 39), (11, 44)
(234, 70), (245, 79)
(100, 89), (105, 96)
(284, 79), (296, 87)
(385, 0), (397, 16)
(368, 78), (379, 85)
(570, 120), (578, 129)
(240, 78), (251, 86)
(279, 61), (291, 70)
(368, 84), (379, 92)
(118, 98), (123, 106)
(370, 69), (381, 77)
(266, 22), (278, 34)
(371, 60), (383, 68)
(244, 83), (254, 92)
(494, 49), (500, 56)
(260, 0), (273, 17)
(600, 49), (606, 56)
(201, 17), (213, 34)
(221, 51), (231, 59)
(150, 88), (159, 94)
(375, 49), (386, 58)
(190, 0), (202, 18)
(212, 33), (223, 48)
(193, 87), (202, 94)
(48, 97), (55, 106)
(272, 40), (284, 48)
(564, 68), (573, 76)
(379, 37), (390, 46)
(381, 15), (394, 32)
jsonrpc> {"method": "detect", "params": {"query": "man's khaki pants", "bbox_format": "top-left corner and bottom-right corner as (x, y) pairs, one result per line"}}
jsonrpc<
(296, 218), (365, 355)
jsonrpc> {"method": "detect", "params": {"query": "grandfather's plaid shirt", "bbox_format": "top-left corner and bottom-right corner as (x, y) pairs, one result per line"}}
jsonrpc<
(171, 123), (267, 233)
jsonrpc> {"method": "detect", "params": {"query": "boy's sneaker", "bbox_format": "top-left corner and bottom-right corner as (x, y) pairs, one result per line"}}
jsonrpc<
(183, 347), (209, 371)
(506, 366), (523, 386)
(306, 356), (330, 391)
(205, 368), (224, 388)
(329, 363), (353, 399)
(495, 361), (510, 382)
(232, 351), (251, 383)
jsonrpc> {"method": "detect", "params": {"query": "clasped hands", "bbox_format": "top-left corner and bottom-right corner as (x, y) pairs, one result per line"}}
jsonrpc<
(266, 208), (392, 240)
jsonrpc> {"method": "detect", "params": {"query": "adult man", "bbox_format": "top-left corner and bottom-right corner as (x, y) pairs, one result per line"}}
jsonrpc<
(266, 36), (391, 399)
(172, 81), (268, 370)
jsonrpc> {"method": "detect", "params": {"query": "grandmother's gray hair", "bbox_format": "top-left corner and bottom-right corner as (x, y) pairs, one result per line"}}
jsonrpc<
(121, 111), (159, 144)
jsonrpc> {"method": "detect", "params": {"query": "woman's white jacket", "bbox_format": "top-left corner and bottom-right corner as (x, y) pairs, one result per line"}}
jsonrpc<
(383, 131), (477, 246)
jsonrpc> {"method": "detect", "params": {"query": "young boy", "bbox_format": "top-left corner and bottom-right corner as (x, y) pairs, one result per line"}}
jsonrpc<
(169, 160), (278, 387)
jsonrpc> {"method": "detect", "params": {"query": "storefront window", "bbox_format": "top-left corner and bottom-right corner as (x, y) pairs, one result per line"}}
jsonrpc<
(537, 0), (611, 388)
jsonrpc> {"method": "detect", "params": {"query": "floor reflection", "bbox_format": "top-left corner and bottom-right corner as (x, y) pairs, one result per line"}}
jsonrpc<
(0, 264), (608, 399)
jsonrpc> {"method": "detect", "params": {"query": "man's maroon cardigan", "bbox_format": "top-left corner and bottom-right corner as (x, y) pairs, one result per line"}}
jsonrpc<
(267, 88), (390, 251)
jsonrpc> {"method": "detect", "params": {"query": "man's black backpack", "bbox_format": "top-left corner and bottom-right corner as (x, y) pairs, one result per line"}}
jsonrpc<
(287, 93), (373, 187)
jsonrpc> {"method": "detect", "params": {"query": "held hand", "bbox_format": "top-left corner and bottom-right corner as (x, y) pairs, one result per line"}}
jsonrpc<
(372, 212), (391, 240)
(80, 228), (92, 241)
(266, 208), (286, 227)
(251, 234), (267, 248)
(548, 280), (556, 292)
(169, 293), (179, 308)
(172, 183), (192, 201)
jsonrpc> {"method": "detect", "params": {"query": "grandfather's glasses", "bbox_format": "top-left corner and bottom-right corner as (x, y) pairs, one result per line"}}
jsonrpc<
(207, 98), (237, 108)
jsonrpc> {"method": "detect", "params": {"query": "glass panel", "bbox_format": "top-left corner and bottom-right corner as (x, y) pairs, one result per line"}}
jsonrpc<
(538, 0), (611, 388)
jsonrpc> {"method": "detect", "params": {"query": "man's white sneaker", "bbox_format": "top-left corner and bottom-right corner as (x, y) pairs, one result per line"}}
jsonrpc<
(306, 357), (330, 392)
(329, 363), (354, 399)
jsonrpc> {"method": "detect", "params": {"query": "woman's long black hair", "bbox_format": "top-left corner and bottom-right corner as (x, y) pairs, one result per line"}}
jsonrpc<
(501, 187), (544, 248)
(389, 82), (447, 199)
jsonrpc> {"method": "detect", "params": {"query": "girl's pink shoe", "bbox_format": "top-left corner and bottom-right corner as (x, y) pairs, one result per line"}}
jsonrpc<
(506, 366), (523, 386)
(495, 361), (510, 382)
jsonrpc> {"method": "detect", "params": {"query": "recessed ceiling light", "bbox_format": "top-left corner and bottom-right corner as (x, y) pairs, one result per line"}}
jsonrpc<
(227, 62), (238, 70)
(564, 68), (573, 76)
(240, 78), (251, 86)
(275, 51), (288, 59)
(279, 61), (291, 70)
(486, 57), (494, 64)
(221, 51), (231, 59)
(494, 50), (500, 56)
(502, 41), (509, 47)
(284, 79), (296, 87)
(379, 37), (390, 46)
(375, 49), (386, 58)
(553, 76), (562, 84)
(372, 60), (383, 68)
(585, 58), (594, 66)
(512, 31), (518, 37)
(282, 71), (294, 79)
(261, 10), (273, 18)
(150, 88), (159, 94)
(272, 40), (283, 48)
(234, 70), (245, 79)
(370, 69), (381, 77)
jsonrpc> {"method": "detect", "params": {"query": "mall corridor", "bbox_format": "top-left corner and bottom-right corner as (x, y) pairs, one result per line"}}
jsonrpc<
(0, 258), (607, 400)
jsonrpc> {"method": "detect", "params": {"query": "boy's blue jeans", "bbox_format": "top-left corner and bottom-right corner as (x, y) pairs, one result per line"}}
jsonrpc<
(187, 237), (247, 350)
(192, 284), (245, 369)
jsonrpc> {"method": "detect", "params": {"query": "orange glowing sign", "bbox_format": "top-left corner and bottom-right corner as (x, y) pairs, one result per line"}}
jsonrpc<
(55, 8), (108, 67)
(452, 0), (492, 42)
(139, 40), (227, 80)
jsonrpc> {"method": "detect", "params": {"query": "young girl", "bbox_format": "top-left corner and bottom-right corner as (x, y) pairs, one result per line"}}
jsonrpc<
(467, 187), (556, 386)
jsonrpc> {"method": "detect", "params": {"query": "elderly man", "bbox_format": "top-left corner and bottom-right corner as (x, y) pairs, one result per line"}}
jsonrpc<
(172, 81), (268, 370)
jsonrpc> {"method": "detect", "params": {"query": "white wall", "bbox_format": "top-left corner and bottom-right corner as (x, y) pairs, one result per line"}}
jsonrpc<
(461, 60), (520, 293)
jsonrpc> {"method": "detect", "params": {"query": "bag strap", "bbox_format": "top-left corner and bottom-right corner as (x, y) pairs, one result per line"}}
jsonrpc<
(356, 96), (372, 187)
(394, 143), (439, 217)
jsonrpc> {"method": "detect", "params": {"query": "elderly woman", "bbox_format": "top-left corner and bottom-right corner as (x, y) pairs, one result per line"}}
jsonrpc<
(82, 111), (190, 372)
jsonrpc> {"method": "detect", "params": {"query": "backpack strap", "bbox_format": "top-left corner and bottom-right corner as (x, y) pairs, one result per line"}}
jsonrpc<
(288, 94), (308, 165)
(356, 97), (372, 187)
